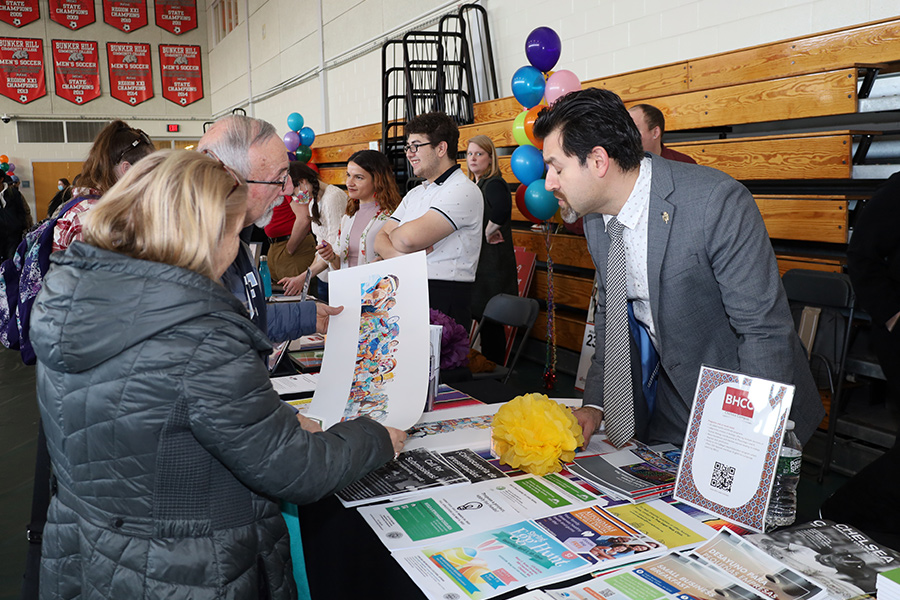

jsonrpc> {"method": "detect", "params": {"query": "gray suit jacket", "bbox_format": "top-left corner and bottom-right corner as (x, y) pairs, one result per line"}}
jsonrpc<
(583, 155), (823, 445)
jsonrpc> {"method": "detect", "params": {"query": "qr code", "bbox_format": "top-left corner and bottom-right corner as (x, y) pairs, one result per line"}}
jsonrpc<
(710, 461), (735, 492)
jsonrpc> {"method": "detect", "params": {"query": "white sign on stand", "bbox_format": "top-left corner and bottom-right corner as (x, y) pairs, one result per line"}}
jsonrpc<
(674, 365), (794, 533)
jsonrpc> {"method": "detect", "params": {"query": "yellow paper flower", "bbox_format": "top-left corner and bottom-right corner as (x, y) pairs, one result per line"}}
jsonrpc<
(491, 393), (584, 476)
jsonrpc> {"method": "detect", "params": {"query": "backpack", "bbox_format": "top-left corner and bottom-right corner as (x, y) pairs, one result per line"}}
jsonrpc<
(0, 196), (88, 364)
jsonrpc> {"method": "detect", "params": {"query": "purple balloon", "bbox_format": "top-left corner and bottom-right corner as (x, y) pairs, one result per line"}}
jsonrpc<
(6, 162), (14, 173)
(525, 27), (561, 73)
(283, 131), (301, 152)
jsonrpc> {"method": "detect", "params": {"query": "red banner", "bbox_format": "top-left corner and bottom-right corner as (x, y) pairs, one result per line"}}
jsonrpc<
(154, 0), (196, 35)
(0, 0), (40, 28)
(49, 0), (96, 30)
(52, 39), (101, 105)
(107, 42), (153, 106)
(103, 0), (147, 32)
(0, 37), (46, 104)
(159, 44), (202, 106)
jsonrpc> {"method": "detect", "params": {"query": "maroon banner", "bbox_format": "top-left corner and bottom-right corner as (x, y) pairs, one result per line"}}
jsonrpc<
(107, 42), (153, 106)
(159, 44), (202, 106)
(0, 37), (46, 104)
(103, 0), (147, 32)
(52, 39), (101, 105)
(49, 0), (96, 30)
(0, 0), (40, 28)
(154, 0), (196, 35)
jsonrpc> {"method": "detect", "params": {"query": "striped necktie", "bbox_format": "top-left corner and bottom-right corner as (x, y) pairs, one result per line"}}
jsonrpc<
(603, 217), (634, 447)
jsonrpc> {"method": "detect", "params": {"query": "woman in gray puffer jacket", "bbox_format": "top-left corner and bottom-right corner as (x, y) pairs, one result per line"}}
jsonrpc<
(30, 150), (405, 600)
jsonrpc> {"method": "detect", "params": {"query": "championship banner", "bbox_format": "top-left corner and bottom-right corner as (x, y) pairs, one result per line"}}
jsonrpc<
(52, 39), (101, 105)
(154, 0), (196, 35)
(103, 0), (148, 33)
(107, 42), (153, 106)
(0, 0), (40, 28)
(159, 44), (202, 106)
(49, 0), (96, 30)
(0, 37), (46, 104)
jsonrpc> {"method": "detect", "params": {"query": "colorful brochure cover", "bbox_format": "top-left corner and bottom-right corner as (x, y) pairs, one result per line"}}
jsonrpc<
(674, 366), (794, 533)
(394, 520), (591, 600)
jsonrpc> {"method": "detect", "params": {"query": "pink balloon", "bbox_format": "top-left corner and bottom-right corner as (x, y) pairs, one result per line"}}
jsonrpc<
(544, 70), (581, 105)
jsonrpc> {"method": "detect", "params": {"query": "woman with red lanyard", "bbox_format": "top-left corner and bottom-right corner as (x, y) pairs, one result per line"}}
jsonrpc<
(263, 161), (317, 282)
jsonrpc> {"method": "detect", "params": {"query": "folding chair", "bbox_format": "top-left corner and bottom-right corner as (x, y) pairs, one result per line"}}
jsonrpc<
(470, 293), (540, 385)
(781, 268), (855, 481)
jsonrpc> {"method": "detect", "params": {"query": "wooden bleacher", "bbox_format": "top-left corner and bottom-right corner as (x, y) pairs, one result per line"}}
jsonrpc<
(306, 17), (900, 355)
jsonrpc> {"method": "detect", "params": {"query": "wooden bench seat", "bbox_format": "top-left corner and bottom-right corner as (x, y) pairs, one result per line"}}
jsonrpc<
(756, 195), (858, 244)
(668, 130), (871, 180)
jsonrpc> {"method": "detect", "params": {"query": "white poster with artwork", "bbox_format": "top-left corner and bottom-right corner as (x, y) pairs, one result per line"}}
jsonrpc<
(307, 252), (430, 430)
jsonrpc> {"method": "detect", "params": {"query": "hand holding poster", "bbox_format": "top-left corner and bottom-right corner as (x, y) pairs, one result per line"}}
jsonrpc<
(103, 0), (148, 32)
(0, 0), (40, 27)
(49, 0), (95, 30)
(52, 40), (100, 105)
(107, 42), (153, 105)
(158, 44), (203, 106)
(674, 366), (794, 532)
(0, 37), (46, 104)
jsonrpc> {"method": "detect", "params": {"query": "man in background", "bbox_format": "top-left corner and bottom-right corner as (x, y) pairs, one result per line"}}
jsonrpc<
(375, 111), (482, 328)
(628, 104), (697, 164)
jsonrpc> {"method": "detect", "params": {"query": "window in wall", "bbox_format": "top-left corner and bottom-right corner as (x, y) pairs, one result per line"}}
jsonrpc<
(212, 0), (239, 46)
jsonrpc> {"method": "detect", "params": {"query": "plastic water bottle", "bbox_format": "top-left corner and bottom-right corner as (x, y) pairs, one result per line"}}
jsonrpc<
(766, 419), (802, 530)
(258, 255), (273, 299)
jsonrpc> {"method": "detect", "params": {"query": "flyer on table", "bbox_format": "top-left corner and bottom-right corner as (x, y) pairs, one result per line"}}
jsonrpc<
(674, 366), (794, 532)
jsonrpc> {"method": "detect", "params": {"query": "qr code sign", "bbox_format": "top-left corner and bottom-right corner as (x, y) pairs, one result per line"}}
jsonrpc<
(711, 461), (735, 492)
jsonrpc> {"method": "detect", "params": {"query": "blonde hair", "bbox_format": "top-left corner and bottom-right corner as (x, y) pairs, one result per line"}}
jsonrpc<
(467, 134), (501, 181)
(83, 149), (248, 280)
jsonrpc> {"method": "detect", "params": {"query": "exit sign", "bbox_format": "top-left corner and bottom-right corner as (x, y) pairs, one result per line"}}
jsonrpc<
(167, 124), (180, 132)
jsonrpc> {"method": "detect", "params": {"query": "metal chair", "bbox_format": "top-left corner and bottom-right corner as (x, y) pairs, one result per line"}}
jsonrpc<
(782, 268), (855, 481)
(470, 293), (540, 384)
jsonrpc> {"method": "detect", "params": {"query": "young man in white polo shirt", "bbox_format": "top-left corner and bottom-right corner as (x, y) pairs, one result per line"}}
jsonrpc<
(375, 111), (483, 328)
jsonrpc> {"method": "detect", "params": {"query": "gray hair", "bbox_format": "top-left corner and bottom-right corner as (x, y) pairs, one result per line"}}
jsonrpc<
(198, 115), (278, 178)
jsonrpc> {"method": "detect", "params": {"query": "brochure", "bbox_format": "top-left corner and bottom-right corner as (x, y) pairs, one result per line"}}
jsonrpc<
(270, 372), (318, 398)
(674, 366), (794, 532)
(393, 520), (591, 600)
(693, 528), (827, 599)
(747, 519), (900, 599)
(336, 448), (469, 508)
(358, 472), (603, 551)
(604, 499), (717, 552)
(570, 442), (678, 502)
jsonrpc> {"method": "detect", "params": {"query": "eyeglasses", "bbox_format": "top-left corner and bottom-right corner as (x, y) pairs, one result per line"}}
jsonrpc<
(115, 129), (152, 165)
(201, 149), (245, 199)
(245, 173), (289, 191)
(404, 141), (437, 154)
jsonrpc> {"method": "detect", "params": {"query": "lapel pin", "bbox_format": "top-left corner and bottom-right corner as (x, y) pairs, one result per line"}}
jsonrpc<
(662, 211), (670, 224)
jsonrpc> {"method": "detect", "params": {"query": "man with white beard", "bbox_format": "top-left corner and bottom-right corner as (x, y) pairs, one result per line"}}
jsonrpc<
(199, 115), (340, 341)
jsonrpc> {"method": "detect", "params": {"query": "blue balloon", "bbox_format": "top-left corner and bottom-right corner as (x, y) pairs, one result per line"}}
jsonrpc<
(287, 112), (304, 132)
(510, 145), (545, 186)
(511, 65), (545, 109)
(299, 126), (316, 147)
(524, 179), (558, 221)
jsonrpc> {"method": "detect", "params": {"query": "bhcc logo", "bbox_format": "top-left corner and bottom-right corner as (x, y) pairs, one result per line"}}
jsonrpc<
(722, 386), (754, 418)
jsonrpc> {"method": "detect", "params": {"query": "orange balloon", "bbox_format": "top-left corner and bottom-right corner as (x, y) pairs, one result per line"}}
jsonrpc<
(0, 155), (7, 163)
(523, 106), (544, 149)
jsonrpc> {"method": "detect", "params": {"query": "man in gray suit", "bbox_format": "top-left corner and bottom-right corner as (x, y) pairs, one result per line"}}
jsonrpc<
(533, 88), (823, 446)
